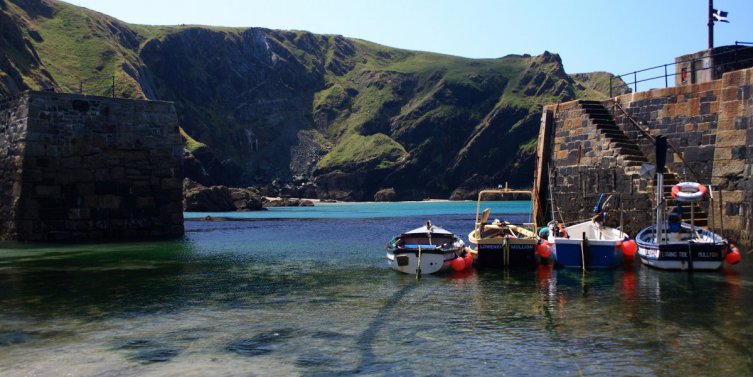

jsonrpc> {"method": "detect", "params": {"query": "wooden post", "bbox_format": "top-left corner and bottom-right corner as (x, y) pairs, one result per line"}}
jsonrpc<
(416, 245), (422, 279)
(581, 232), (589, 272)
(534, 110), (554, 226)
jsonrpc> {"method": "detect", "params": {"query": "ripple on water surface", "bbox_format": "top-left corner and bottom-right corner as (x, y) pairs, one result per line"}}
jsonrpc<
(0, 204), (752, 375)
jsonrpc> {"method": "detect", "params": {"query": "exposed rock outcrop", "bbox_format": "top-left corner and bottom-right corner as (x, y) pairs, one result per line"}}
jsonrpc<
(183, 179), (264, 211)
(263, 198), (314, 207)
(373, 188), (397, 202)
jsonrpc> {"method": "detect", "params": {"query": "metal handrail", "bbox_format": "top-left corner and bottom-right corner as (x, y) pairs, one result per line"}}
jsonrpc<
(613, 101), (702, 182)
(2, 75), (117, 99)
(609, 44), (753, 97)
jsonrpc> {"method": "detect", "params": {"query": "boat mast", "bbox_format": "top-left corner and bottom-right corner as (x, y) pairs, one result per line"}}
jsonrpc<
(655, 136), (668, 244)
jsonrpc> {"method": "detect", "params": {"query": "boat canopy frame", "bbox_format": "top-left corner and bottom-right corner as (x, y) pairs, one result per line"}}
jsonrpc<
(473, 186), (538, 232)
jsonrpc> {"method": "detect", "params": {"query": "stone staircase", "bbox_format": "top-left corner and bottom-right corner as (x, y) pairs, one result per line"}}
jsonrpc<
(578, 100), (648, 172)
(578, 100), (709, 227)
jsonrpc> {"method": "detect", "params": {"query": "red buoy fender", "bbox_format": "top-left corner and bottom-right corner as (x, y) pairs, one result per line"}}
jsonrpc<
(451, 257), (466, 271)
(536, 240), (552, 259)
(671, 182), (708, 202)
(463, 253), (474, 269)
(621, 239), (638, 257)
(726, 244), (741, 265)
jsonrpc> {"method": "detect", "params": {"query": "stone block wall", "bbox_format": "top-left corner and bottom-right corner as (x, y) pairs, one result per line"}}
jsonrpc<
(0, 91), (184, 241)
(549, 102), (638, 174)
(538, 102), (653, 236)
(0, 95), (28, 239)
(612, 81), (720, 181)
(538, 66), (753, 248)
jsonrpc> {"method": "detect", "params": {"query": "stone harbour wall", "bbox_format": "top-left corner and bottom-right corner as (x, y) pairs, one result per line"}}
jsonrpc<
(537, 102), (654, 237)
(0, 95), (29, 239)
(612, 81), (720, 182)
(538, 66), (753, 248)
(0, 91), (184, 241)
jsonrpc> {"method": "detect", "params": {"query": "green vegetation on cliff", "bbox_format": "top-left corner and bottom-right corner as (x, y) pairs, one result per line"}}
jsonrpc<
(317, 133), (407, 171)
(0, 0), (625, 200)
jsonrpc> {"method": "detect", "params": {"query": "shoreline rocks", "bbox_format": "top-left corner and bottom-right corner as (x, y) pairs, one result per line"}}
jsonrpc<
(373, 188), (397, 202)
(183, 179), (265, 212)
(262, 197), (315, 207)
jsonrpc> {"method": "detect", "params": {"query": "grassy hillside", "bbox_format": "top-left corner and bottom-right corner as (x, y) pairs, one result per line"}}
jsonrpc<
(0, 0), (623, 200)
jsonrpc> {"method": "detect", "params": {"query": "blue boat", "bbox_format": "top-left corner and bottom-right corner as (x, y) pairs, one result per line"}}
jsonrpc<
(549, 220), (630, 269)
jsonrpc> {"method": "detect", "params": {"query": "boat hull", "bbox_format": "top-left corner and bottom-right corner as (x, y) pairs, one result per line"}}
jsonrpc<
(386, 248), (461, 275)
(385, 223), (466, 275)
(469, 238), (539, 269)
(550, 221), (628, 269)
(552, 239), (622, 269)
(636, 223), (726, 271)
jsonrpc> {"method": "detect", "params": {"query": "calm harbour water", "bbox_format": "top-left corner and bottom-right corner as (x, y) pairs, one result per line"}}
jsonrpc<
(0, 201), (752, 376)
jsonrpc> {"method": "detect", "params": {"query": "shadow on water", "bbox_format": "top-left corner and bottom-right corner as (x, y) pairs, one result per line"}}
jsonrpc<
(0, 240), (202, 319)
(112, 339), (183, 364)
(350, 281), (419, 375)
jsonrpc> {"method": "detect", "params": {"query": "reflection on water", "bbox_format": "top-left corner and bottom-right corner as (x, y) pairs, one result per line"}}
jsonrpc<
(0, 206), (752, 376)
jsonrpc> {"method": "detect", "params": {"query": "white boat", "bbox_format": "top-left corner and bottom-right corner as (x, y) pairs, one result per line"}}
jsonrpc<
(636, 222), (727, 270)
(635, 135), (739, 271)
(386, 221), (469, 275)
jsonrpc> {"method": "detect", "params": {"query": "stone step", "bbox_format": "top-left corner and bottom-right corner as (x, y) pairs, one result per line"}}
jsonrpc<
(595, 122), (621, 130)
(616, 148), (645, 157)
(619, 154), (647, 162)
(581, 105), (611, 116)
(600, 129), (621, 136)
(596, 125), (623, 132)
(600, 132), (631, 142)
(579, 101), (606, 109)
(590, 116), (616, 124)
(611, 146), (640, 155)
(610, 142), (642, 152)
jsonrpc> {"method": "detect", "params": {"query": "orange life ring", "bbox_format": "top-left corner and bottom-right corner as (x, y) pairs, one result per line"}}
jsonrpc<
(671, 182), (708, 202)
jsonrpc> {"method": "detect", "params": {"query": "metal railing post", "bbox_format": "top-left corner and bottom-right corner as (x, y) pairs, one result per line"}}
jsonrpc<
(609, 76), (612, 98)
(664, 64), (668, 88)
(633, 72), (637, 93)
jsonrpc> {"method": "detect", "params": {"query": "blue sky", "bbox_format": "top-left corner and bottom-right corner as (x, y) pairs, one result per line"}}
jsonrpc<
(65, 0), (752, 85)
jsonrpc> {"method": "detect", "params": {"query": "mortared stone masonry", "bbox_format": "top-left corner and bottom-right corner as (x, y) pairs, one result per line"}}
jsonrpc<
(537, 65), (753, 249)
(0, 91), (184, 241)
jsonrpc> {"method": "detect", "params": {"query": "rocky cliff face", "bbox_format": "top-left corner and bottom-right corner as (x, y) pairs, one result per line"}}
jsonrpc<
(0, 0), (619, 200)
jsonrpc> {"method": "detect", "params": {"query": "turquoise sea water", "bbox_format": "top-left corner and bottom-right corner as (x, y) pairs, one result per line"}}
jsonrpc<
(0, 201), (752, 376)
(183, 200), (534, 220)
